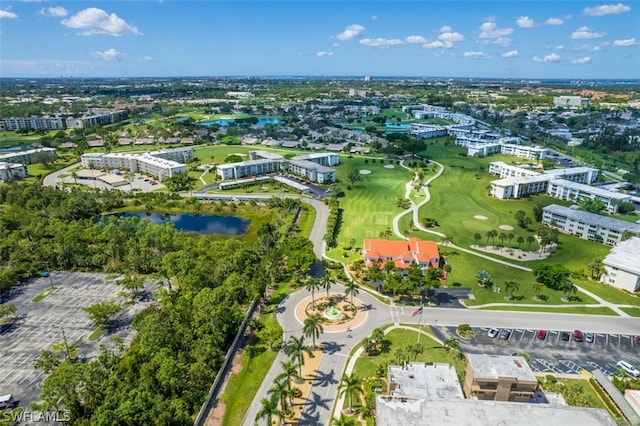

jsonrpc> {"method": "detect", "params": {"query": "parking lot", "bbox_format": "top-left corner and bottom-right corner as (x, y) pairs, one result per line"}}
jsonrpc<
(0, 272), (156, 407)
(436, 326), (639, 377)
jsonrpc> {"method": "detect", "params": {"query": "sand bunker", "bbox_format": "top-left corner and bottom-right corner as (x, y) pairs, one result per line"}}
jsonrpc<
(359, 169), (372, 175)
(499, 225), (514, 230)
(384, 165), (395, 169)
(474, 215), (488, 220)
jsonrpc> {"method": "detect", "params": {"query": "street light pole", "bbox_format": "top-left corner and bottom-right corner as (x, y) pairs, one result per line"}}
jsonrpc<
(44, 261), (54, 290)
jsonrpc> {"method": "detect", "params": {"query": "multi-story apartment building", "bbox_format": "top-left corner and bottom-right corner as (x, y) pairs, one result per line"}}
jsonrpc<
(553, 96), (589, 109)
(0, 148), (56, 165)
(546, 179), (630, 214)
(488, 162), (540, 179)
(542, 204), (640, 245)
(216, 150), (339, 184)
(0, 162), (28, 181)
(81, 147), (190, 181)
(1, 116), (66, 131)
(66, 110), (128, 129)
(490, 175), (552, 199)
(463, 354), (538, 402)
(601, 237), (640, 292)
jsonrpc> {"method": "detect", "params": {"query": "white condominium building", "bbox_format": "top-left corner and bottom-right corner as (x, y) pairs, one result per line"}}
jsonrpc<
(546, 179), (630, 214)
(542, 204), (640, 246)
(0, 148), (57, 165)
(0, 162), (28, 181)
(601, 237), (640, 292)
(216, 150), (339, 184)
(81, 147), (191, 181)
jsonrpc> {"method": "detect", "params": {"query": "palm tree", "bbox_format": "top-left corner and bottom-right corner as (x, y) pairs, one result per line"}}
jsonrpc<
(344, 280), (360, 306)
(561, 280), (577, 302)
(330, 415), (357, 426)
(587, 257), (605, 280)
(338, 374), (363, 414)
(473, 233), (482, 245)
(371, 327), (385, 353)
(498, 232), (507, 248)
(71, 170), (78, 186)
(507, 233), (515, 246)
(267, 379), (290, 420)
(303, 314), (324, 349)
(284, 335), (313, 378)
(276, 359), (301, 386)
(305, 278), (321, 310)
(255, 395), (279, 426)
(517, 236), (525, 248)
(394, 346), (409, 364)
(526, 235), (536, 249)
(532, 282), (545, 301)
(504, 279), (520, 300)
(320, 272), (332, 299)
(408, 343), (424, 361)
(474, 270), (491, 287)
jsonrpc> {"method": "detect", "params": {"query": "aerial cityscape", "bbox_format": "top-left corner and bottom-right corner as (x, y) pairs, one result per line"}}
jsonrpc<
(1, 1), (640, 426)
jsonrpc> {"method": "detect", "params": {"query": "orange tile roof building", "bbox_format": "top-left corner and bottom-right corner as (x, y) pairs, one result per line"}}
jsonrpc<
(363, 238), (440, 270)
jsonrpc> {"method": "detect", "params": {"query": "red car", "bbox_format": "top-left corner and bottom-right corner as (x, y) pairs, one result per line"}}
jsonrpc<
(573, 330), (583, 342)
(537, 329), (547, 340)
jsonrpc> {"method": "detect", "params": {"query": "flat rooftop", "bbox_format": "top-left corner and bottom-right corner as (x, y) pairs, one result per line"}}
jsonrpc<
(389, 363), (464, 399)
(376, 396), (617, 426)
(543, 204), (640, 233)
(603, 237), (640, 274)
(466, 354), (537, 382)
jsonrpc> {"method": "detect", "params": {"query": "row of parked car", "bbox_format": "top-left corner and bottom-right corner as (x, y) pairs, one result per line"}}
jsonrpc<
(486, 328), (640, 378)
(487, 328), (594, 342)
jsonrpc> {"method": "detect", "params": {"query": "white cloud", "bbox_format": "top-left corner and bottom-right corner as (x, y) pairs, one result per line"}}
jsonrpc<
(406, 35), (427, 44)
(422, 40), (454, 49)
(479, 21), (513, 38)
(371, 15), (378, 21)
(492, 37), (512, 47)
(92, 48), (126, 61)
(502, 50), (519, 58)
(62, 8), (142, 36)
(570, 56), (591, 64)
(533, 53), (560, 63)
(0, 10), (18, 19)
(517, 16), (535, 28)
(316, 51), (334, 57)
(40, 6), (67, 17)
(439, 31), (464, 42)
(571, 26), (605, 39)
(583, 3), (631, 16)
(359, 37), (403, 48)
(140, 56), (153, 62)
(613, 37), (637, 46)
(546, 17), (564, 25)
(335, 24), (364, 41)
(464, 51), (490, 59)
(439, 25), (452, 33)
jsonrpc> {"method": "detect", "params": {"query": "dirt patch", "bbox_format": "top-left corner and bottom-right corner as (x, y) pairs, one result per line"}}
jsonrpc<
(359, 169), (372, 175)
(288, 347), (324, 423)
(474, 215), (488, 220)
(383, 165), (395, 169)
(499, 224), (514, 230)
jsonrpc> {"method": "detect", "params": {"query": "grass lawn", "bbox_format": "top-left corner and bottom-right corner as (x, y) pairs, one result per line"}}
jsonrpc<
(620, 307), (640, 317)
(576, 279), (640, 306)
(297, 204), (317, 240)
(31, 287), (57, 303)
(0, 132), (43, 148)
(326, 157), (410, 263)
(352, 327), (460, 379)
(482, 306), (618, 315)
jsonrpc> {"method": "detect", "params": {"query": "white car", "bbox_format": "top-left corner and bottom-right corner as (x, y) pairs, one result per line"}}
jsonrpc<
(617, 361), (640, 378)
(487, 328), (499, 338)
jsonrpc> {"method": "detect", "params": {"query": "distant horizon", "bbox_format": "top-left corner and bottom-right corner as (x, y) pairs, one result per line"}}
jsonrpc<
(1, 1), (638, 79)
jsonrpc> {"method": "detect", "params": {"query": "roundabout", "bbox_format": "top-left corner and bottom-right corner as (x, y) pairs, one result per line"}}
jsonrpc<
(295, 292), (368, 333)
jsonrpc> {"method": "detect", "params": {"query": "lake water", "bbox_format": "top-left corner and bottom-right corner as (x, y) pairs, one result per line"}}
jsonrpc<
(199, 118), (280, 127)
(384, 123), (411, 129)
(109, 212), (250, 236)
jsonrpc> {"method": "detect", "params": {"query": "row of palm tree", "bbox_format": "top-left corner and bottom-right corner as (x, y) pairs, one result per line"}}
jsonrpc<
(474, 270), (576, 302)
(255, 336), (313, 425)
(305, 274), (360, 310)
(473, 231), (537, 249)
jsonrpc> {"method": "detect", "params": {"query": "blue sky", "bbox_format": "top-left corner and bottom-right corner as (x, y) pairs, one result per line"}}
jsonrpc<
(1, 1), (638, 79)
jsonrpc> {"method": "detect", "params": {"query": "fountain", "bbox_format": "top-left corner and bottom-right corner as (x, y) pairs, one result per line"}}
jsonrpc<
(323, 306), (341, 320)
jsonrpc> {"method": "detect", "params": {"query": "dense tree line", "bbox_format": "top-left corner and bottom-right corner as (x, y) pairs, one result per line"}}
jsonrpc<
(0, 182), (316, 425)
